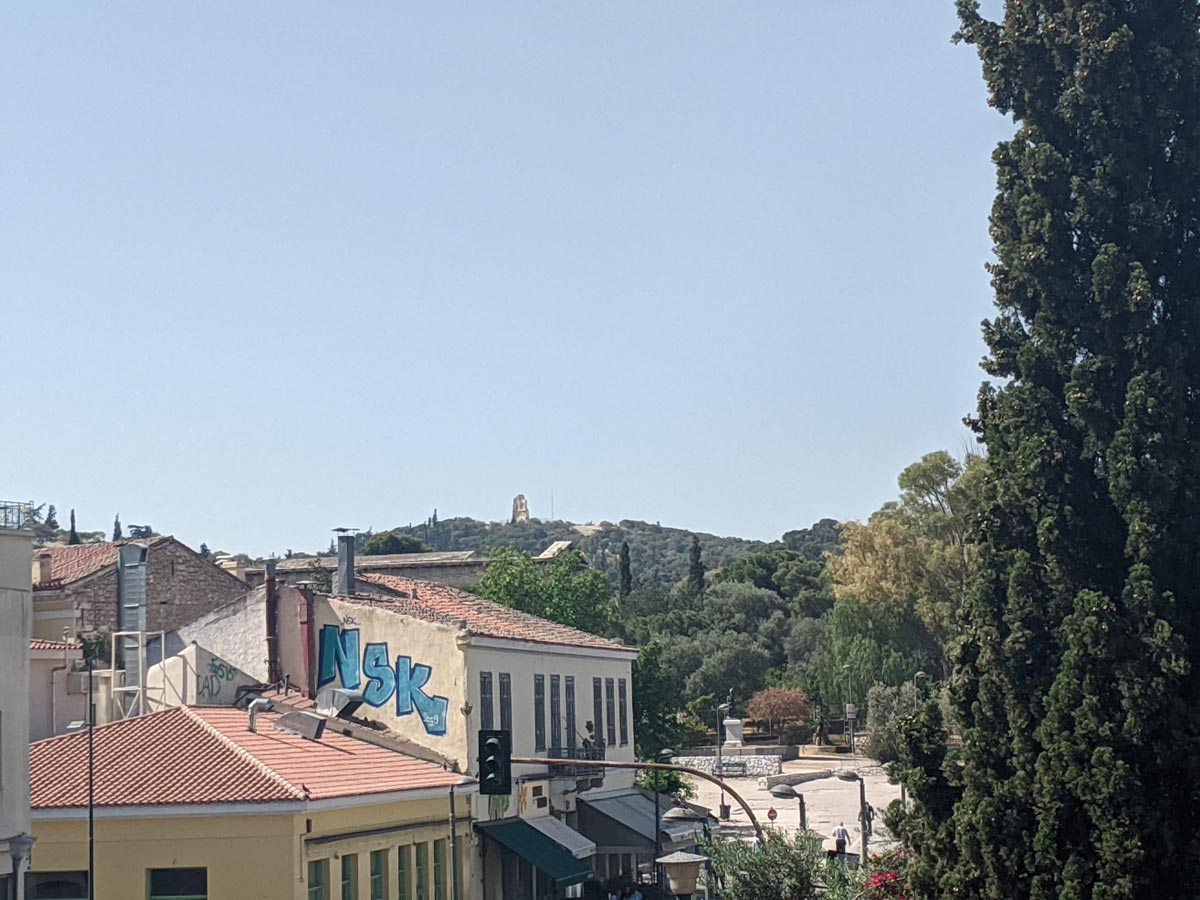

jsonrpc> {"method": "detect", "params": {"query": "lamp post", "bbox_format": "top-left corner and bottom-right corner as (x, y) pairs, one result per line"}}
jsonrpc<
(836, 773), (869, 866)
(841, 664), (854, 754)
(716, 702), (731, 820)
(653, 748), (675, 885)
(768, 783), (807, 832)
(8, 833), (35, 900)
(912, 671), (928, 713)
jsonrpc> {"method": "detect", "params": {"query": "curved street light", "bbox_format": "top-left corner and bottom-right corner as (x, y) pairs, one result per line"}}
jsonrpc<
(768, 782), (807, 831)
(835, 772), (870, 866)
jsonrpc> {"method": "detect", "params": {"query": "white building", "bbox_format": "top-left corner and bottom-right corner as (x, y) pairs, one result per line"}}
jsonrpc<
(0, 509), (35, 897)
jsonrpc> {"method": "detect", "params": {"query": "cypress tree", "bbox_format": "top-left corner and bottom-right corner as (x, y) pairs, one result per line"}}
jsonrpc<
(900, 3), (1200, 896)
(686, 535), (705, 598)
(68, 509), (80, 545)
(112, 514), (122, 541)
(618, 540), (632, 597)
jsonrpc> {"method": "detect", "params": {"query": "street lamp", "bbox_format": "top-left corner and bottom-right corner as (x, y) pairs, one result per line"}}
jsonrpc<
(8, 832), (36, 900)
(768, 782), (807, 832)
(841, 664), (854, 754)
(653, 748), (675, 885)
(655, 851), (709, 899)
(716, 702), (731, 821)
(836, 773), (869, 867)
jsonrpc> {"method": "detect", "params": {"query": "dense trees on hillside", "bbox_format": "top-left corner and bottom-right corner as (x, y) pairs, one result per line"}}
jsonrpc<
(893, 2), (1200, 897)
(361, 531), (431, 555)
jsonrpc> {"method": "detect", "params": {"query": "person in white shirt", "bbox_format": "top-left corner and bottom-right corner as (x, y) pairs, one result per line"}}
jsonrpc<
(833, 822), (851, 855)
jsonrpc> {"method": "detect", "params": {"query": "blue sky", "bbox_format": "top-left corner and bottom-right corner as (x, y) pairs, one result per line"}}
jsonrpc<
(4, 3), (1012, 557)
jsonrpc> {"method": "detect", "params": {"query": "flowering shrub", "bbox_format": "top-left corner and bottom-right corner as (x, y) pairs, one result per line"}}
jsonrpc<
(864, 870), (909, 900)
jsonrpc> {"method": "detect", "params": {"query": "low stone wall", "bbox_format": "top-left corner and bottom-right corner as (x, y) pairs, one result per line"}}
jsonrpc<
(671, 755), (782, 777)
(675, 744), (800, 761)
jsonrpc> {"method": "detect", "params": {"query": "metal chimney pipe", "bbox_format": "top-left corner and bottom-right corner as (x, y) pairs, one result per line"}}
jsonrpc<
(336, 534), (355, 595)
(248, 698), (273, 733)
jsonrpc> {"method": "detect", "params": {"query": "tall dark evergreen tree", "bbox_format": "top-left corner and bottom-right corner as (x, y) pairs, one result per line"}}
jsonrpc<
(618, 540), (632, 597)
(112, 514), (122, 541)
(899, 3), (1200, 897)
(67, 509), (80, 545)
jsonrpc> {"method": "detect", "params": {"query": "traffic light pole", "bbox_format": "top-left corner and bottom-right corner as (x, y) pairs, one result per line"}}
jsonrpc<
(511, 756), (766, 842)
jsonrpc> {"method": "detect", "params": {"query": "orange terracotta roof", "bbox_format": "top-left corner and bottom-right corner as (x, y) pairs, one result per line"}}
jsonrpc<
(352, 574), (631, 653)
(30, 638), (81, 651)
(31, 706), (466, 810)
(31, 537), (171, 588)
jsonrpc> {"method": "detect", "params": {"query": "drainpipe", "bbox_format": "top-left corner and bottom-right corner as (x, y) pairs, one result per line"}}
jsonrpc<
(247, 698), (273, 733)
(49, 628), (71, 737)
(298, 586), (316, 698)
(449, 784), (461, 900)
(264, 560), (280, 685)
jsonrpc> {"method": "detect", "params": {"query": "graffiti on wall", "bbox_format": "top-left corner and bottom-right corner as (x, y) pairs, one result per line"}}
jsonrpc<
(197, 655), (241, 703)
(316, 625), (450, 736)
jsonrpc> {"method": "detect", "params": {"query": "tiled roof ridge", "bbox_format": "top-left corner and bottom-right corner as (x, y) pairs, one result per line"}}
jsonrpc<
(181, 707), (307, 801)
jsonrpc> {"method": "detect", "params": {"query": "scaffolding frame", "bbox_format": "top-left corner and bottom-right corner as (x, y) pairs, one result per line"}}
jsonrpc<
(109, 630), (166, 720)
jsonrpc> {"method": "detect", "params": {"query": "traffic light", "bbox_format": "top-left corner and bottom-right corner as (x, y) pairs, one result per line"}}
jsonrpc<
(478, 729), (512, 796)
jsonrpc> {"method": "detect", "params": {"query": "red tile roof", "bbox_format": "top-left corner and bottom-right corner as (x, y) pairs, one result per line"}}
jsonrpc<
(31, 537), (171, 588)
(30, 638), (81, 652)
(31, 706), (466, 810)
(352, 574), (631, 653)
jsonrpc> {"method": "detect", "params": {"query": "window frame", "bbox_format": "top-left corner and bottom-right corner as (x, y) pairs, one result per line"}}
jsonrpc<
(565, 675), (576, 750)
(479, 672), (494, 731)
(618, 678), (629, 746)
(415, 842), (428, 900)
(148, 867), (208, 900)
(433, 839), (446, 900)
(341, 853), (358, 900)
(499, 673), (512, 733)
(605, 678), (616, 747)
(398, 845), (411, 900)
(592, 677), (603, 746)
(549, 674), (561, 750)
(370, 848), (388, 900)
(308, 859), (329, 900)
(533, 674), (546, 752)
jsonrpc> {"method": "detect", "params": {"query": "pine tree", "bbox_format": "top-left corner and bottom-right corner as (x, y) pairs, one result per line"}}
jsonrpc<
(901, 3), (1200, 896)
(618, 540), (632, 597)
(68, 509), (81, 545)
(112, 514), (122, 541)
(44, 505), (58, 530)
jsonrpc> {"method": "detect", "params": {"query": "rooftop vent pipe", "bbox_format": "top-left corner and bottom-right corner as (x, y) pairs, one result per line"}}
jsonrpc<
(336, 534), (355, 595)
(248, 697), (273, 733)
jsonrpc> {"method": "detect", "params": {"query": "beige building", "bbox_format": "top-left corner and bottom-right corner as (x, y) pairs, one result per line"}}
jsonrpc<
(29, 705), (474, 900)
(1, 509), (35, 897)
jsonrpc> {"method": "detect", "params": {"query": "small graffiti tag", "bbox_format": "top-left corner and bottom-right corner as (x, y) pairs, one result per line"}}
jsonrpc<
(197, 656), (238, 701)
(316, 626), (449, 736)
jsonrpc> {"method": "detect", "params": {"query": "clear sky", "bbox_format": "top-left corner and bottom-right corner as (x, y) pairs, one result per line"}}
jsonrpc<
(4, 3), (1012, 558)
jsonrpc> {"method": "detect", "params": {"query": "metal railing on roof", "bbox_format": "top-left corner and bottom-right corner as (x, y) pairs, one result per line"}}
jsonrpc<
(547, 743), (606, 777)
(0, 500), (34, 530)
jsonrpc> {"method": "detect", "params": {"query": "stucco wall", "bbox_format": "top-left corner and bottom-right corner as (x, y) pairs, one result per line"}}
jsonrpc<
(314, 597), (469, 760)
(163, 587), (269, 683)
(29, 650), (85, 742)
(146, 644), (261, 710)
(0, 529), (33, 878)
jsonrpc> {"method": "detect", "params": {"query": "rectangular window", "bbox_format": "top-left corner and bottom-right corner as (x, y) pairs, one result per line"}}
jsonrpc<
(534, 674), (546, 752)
(398, 846), (411, 900)
(370, 849), (388, 900)
(499, 673), (512, 732)
(565, 676), (576, 750)
(480, 672), (494, 730)
(550, 674), (562, 750)
(341, 854), (358, 900)
(415, 842), (428, 900)
(149, 867), (208, 900)
(592, 677), (603, 746)
(433, 839), (446, 900)
(308, 860), (329, 900)
(605, 678), (616, 747)
(618, 678), (629, 746)
(25, 871), (89, 899)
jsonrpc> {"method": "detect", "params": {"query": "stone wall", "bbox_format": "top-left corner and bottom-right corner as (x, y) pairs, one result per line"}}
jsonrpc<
(671, 755), (782, 777)
(65, 538), (248, 636)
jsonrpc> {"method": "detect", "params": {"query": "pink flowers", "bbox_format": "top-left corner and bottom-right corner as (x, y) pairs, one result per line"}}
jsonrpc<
(864, 869), (909, 900)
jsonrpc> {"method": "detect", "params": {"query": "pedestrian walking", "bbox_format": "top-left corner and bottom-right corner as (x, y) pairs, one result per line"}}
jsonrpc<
(833, 822), (850, 855)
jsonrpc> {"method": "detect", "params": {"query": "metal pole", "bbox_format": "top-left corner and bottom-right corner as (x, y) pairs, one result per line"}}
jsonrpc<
(449, 784), (461, 900)
(88, 654), (95, 900)
(798, 795), (807, 832)
(859, 779), (868, 867)
(654, 768), (661, 885)
(715, 710), (724, 817)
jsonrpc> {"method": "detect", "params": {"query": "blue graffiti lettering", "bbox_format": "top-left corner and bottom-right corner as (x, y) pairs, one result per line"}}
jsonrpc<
(317, 625), (362, 690)
(315, 627), (448, 737)
(362, 643), (395, 707)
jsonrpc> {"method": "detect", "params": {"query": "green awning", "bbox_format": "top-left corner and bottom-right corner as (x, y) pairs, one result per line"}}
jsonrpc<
(476, 818), (593, 887)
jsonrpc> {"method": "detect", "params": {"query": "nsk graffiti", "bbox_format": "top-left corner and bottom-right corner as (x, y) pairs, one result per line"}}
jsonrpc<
(316, 625), (450, 736)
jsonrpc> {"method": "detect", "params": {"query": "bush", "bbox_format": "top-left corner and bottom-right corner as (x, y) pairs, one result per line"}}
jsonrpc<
(780, 722), (814, 745)
(863, 682), (919, 763)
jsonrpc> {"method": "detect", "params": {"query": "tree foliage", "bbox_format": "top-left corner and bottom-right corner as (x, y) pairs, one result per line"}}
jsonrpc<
(361, 531), (431, 555)
(746, 687), (810, 732)
(898, 3), (1200, 897)
(706, 831), (822, 900)
(475, 548), (612, 635)
(68, 509), (80, 545)
(618, 539), (632, 597)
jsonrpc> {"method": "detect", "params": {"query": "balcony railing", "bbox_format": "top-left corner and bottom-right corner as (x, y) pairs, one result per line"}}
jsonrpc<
(548, 744), (606, 778)
(0, 501), (33, 530)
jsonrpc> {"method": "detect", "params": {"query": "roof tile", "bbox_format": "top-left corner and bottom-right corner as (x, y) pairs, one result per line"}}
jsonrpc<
(31, 706), (465, 810)
(352, 574), (630, 653)
(31, 537), (171, 588)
